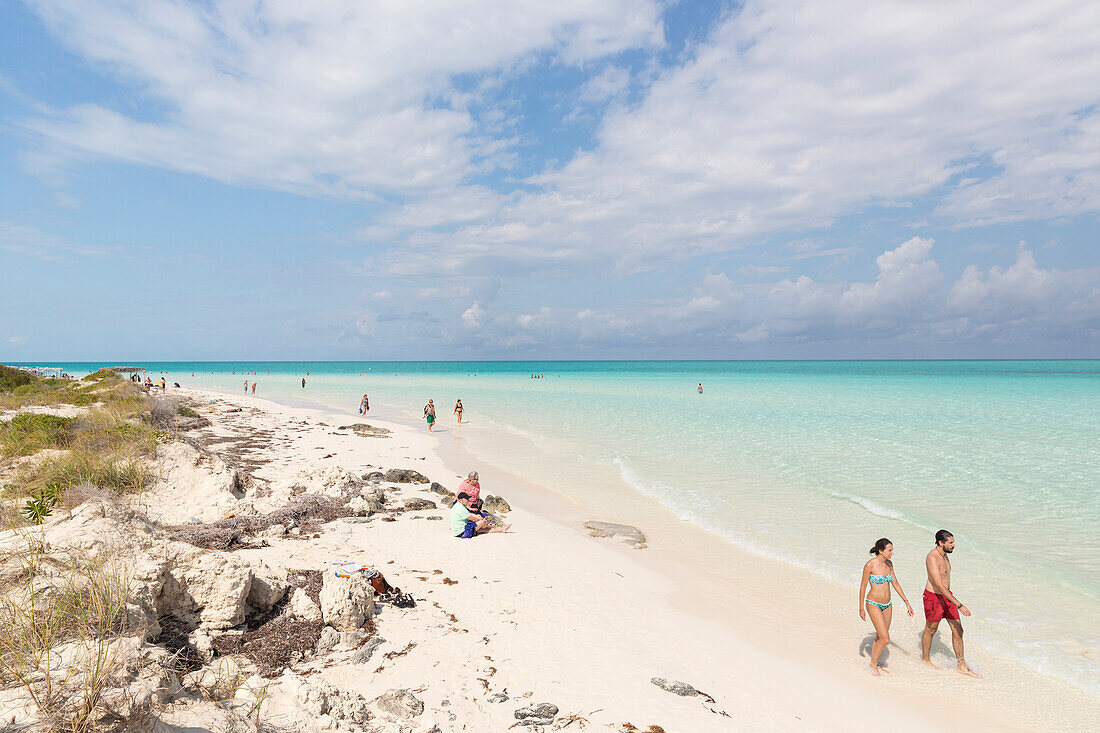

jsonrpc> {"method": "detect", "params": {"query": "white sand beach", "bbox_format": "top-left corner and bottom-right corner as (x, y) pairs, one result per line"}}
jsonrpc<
(154, 385), (1097, 732)
(3, 380), (1096, 732)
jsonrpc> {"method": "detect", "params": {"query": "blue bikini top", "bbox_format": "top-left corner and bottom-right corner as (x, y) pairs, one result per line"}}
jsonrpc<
(869, 573), (893, 585)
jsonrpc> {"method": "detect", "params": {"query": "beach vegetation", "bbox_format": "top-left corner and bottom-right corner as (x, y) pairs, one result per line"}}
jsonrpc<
(21, 483), (63, 525)
(177, 405), (199, 417)
(0, 364), (36, 391)
(0, 534), (135, 730)
(0, 366), (141, 412)
(22, 449), (154, 500)
(0, 413), (76, 457)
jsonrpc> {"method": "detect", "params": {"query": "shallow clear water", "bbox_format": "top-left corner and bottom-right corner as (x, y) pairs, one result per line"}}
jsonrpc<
(43, 360), (1100, 694)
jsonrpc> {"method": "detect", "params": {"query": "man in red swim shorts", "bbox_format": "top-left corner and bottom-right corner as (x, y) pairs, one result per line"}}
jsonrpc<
(921, 530), (980, 677)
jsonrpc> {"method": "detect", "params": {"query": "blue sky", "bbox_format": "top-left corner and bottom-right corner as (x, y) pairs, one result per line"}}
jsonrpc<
(1, 0), (1097, 360)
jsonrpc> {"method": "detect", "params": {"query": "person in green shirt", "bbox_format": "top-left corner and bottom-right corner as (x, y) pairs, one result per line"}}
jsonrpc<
(450, 492), (510, 538)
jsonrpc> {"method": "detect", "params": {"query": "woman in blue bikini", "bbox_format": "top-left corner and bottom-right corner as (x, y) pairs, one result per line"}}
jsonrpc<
(859, 538), (914, 676)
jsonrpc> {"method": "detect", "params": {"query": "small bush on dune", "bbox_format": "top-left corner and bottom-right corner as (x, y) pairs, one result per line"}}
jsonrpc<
(0, 413), (76, 457)
(0, 364), (36, 392)
(177, 405), (199, 418)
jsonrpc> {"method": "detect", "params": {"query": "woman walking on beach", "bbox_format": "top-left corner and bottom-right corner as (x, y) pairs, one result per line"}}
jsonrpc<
(859, 538), (914, 676)
(424, 400), (436, 432)
(360, 394), (369, 414)
(454, 399), (463, 423)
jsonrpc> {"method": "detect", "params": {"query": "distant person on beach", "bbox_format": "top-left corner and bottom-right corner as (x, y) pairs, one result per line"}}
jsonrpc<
(302, 378), (306, 388)
(360, 394), (369, 414)
(859, 538), (914, 676)
(454, 399), (463, 423)
(698, 383), (703, 394)
(424, 400), (436, 432)
(243, 380), (248, 393)
(251, 382), (256, 395)
(921, 530), (979, 677)
(450, 492), (509, 538)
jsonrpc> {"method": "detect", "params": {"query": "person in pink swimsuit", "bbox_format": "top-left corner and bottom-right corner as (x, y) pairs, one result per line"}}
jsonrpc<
(458, 471), (481, 511)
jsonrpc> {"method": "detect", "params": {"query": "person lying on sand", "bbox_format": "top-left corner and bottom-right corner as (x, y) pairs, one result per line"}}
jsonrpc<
(450, 492), (508, 538)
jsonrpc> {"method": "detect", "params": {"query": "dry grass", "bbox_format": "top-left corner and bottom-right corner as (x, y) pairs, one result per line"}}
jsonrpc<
(21, 449), (155, 499)
(0, 531), (137, 731)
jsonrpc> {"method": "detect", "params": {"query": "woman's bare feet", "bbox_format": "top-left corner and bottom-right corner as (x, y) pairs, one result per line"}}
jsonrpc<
(869, 663), (881, 677)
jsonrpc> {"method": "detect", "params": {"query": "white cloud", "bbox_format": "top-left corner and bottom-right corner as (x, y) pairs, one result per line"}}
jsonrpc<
(22, 0), (663, 198)
(577, 65), (631, 104)
(386, 0), (1100, 275)
(462, 301), (485, 328)
(381, 238), (1096, 353)
(947, 244), (1097, 329)
(0, 222), (108, 260)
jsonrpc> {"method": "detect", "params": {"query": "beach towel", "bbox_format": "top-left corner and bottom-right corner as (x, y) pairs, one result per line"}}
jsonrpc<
(331, 561), (381, 579)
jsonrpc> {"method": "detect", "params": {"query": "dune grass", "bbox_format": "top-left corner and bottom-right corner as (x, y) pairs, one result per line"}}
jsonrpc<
(0, 534), (135, 731)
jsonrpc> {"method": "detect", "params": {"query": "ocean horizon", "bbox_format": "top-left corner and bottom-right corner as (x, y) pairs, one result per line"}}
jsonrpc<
(17, 359), (1100, 695)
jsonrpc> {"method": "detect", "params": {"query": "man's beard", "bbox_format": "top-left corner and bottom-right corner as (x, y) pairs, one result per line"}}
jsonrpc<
(945, 547), (954, 553)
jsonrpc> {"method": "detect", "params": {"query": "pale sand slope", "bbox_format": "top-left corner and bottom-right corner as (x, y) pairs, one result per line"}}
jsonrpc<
(170, 386), (1097, 732)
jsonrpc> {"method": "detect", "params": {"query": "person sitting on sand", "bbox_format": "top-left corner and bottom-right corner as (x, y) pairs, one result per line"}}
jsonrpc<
(922, 529), (980, 677)
(450, 492), (508, 538)
(859, 537), (914, 676)
(457, 471), (483, 511)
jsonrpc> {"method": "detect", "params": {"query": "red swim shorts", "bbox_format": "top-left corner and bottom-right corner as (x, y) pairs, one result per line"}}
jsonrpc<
(923, 589), (960, 622)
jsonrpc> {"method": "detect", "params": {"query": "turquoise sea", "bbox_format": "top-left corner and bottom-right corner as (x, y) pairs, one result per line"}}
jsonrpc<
(33, 360), (1100, 694)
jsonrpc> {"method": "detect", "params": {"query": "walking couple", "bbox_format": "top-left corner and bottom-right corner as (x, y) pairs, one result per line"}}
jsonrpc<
(859, 529), (979, 678)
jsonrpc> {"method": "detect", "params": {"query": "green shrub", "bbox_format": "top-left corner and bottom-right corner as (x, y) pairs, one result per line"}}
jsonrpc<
(83, 368), (116, 381)
(0, 413), (75, 457)
(21, 484), (62, 525)
(177, 405), (199, 417)
(0, 365), (36, 392)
